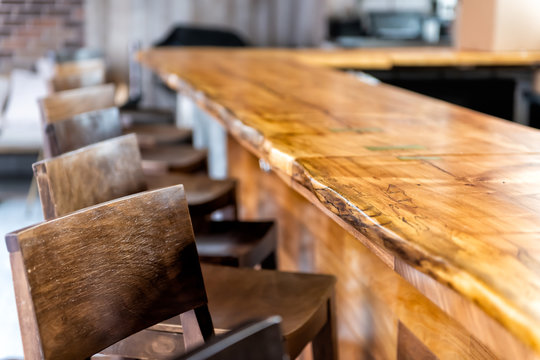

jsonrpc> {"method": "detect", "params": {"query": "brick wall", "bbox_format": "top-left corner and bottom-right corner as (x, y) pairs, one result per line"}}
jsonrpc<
(0, 0), (84, 73)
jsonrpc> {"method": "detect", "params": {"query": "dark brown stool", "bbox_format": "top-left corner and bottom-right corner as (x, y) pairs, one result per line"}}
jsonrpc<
(6, 185), (336, 360)
(32, 134), (276, 269)
(39, 83), (193, 149)
(41, 106), (207, 173)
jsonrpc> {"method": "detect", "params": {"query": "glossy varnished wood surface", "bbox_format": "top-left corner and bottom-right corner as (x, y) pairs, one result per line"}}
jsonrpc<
(139, 48), (540, 354)
(228, 135), (530, 360)
(140, 47), (540, 72)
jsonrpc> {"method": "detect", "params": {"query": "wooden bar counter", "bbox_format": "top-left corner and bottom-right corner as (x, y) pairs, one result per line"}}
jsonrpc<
(285, 46), (540, 69)
(139, 48), (540, 359)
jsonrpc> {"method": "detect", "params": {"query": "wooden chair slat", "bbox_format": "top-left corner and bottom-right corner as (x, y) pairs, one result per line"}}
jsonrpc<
(34, 134), (147, 220)
(51, 58), (106, 92)
(43, 107), (122, 157)
(39, 83), (116, 124)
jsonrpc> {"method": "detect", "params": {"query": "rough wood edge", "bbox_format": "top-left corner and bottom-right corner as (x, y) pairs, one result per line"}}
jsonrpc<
(9, 249), (44, 359)
(32, 162), (57, 220)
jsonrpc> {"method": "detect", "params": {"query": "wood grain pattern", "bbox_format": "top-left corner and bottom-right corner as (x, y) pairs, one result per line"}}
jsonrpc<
(287, 47), (540, 69)
(397, 322), (438, 360)
(140, 144), (207, 173)
(39, 84), (193, 147)
(39, 83), (115, 124)
(32, 134), (274, 270)
(44, 107), (122, 157)
(139, 47), (540, 355)
(8, 185), (209, 360)
(8, 249), (43, 359)
(42, 105), (206, 173)
(33, 134), (147, 220)
(201, 263), (335, 359)
(34, 134), (233, 219)
(394, 257), (536, 360)
(51, 58), (106, 92)
(228, 135), (509, 359)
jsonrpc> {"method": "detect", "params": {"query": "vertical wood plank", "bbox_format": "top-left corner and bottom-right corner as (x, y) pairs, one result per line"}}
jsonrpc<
(272, 0), (292, 46)
(231, 0), (252, 43)
(395, 258), (536, 360)
(252, 0), (270, 46)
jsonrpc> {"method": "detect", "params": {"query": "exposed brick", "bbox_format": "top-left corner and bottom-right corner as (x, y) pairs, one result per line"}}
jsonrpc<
(0, 50), (13, 58)
(29, 0), (57, 4)
(4, 19), (24, 26)
(31, 18), (59, 26)
(17, 27), (42, 37)
(18, 9), (41, 16)
(1, 0), (28, 4)
(0, 0), (84, 72)
(45, 4), (70, 15)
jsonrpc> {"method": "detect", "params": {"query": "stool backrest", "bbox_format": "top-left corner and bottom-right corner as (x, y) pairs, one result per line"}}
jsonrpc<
(53, 48), (104, 63)
(39, 83), (116, 124)
(5, 185), (212, 360)
(43, 107), (122, 157)
(51, 58), (106, 92)
(33, 134), (147, 220)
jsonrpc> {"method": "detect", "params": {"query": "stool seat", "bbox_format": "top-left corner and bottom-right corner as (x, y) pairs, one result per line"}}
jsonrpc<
(124, 123), (192, 148)
(141, 145), (207, 173)
(146, 264), (336, 359)
(144, 173), (235, 210)
(203, 264), (335, 358)
(195, 221), (276, 267)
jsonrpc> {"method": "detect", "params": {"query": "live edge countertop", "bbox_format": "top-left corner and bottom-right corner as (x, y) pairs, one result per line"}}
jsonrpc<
(139, 47), (540, 354)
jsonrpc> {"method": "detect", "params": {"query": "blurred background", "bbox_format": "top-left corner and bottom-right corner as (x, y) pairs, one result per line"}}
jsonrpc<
(0, 0), (539, 358)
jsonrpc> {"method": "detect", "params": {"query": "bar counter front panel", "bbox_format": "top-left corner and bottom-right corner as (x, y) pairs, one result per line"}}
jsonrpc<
(139, 48), (540, 360)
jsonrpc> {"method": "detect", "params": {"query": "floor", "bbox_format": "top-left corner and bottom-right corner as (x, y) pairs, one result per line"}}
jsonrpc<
(0, 177), (43, 359)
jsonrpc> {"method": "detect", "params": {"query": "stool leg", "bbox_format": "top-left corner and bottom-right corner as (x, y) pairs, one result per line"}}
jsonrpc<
(312, 295), (337, 360)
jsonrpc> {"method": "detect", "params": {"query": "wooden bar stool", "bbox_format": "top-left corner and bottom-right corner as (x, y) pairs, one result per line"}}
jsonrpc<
(6, 185), (336, 360)
(41, 106), (207, 173)
(50, 58), (106, 92)
(33, 134), (276, 268)
(39, 83), (193, 149)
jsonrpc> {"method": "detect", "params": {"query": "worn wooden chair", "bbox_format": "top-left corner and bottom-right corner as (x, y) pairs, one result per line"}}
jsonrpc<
(39, 83), (192, 148)
(52, 47), (104, 63)
(7, 186), (336, 359)
(41, 106), (207, 173)
(32, 134), (276, 268)
(176, 316), (287, 360)
(50, 57), (106, 92)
